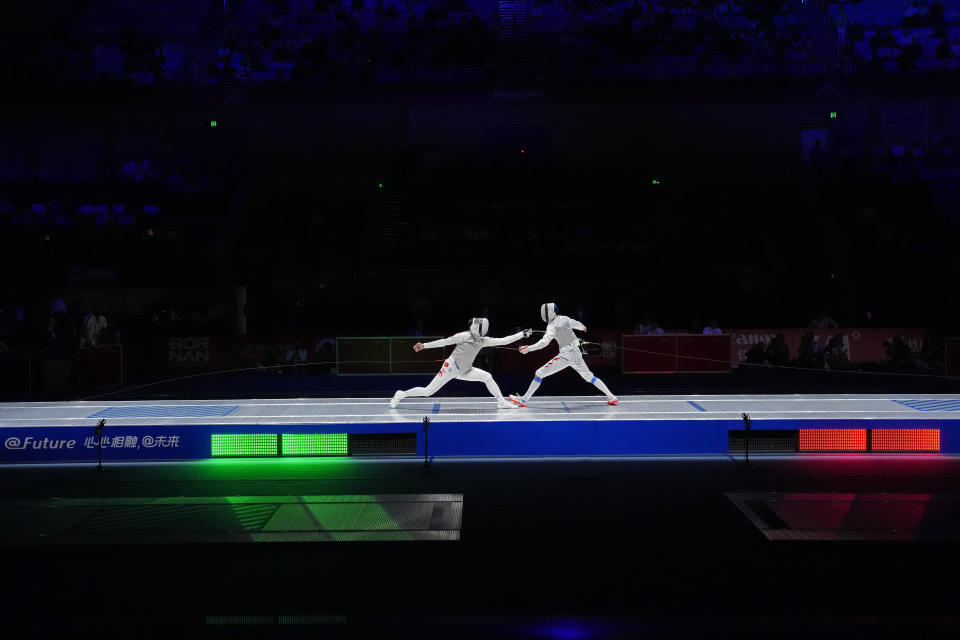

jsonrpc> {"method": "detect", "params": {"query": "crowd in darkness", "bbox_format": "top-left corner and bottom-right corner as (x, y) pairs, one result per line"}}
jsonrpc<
(1, 115), (957, 399)
(829, 0), (960, 71)
(2, 116), (957, 345)
(13, 0), (960, 88)
(564, 0), (814, 70)
(3, 2), (960, 397)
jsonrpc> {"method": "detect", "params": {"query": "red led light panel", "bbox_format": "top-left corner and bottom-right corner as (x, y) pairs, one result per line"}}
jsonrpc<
(871, 429), (940, 452)
(799, 429), (867, 452)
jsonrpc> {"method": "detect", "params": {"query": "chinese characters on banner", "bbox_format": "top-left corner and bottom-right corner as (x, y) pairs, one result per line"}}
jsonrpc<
(82, 434), (182, 449)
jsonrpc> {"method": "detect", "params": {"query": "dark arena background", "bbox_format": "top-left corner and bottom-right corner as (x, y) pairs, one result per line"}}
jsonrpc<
(5, 1), (960, 638)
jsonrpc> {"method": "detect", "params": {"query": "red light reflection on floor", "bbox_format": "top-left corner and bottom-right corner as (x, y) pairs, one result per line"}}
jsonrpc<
(771, 493), (933, 539)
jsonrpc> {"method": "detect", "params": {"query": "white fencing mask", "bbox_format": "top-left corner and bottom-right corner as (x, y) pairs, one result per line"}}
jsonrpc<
(540, 303), (557, 323)
(469, 317), (489, 340)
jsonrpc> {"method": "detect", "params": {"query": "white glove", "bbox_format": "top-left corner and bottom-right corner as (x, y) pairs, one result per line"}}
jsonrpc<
(522, 328), (533, 338)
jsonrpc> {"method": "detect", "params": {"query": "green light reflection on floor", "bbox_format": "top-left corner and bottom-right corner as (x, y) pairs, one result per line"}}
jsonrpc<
(200, 456), (357, 480)
(210, 494), (414, 540)
(304, 494), (412, 541)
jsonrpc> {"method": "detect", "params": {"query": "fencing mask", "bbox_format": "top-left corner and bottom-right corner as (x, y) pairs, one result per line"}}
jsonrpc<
(469, 317), (489, 340)
(540, 303), (558, 323)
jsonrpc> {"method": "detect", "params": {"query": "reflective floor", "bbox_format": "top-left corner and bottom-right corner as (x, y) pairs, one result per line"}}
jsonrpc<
(1, 455), (959, 637)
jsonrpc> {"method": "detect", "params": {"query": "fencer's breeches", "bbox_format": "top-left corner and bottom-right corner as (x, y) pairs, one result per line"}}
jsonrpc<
(533, 352), (596, 383)
(522, 350), (614, 400)
(404, 359), (500, 398)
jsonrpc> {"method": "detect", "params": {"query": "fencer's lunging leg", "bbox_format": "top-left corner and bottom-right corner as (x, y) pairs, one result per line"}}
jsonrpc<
(522, 356), (571, 401)
(571, 358), (617, 402)
(404, 370), (452, 397)
(463, 367), (519, 408)
(391, 363), (456, 407)
(591, 376), (615, 398)
(458, 367), (508, 404)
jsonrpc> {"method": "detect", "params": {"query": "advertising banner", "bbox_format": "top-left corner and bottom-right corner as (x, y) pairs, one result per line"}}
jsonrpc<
(622, 335), (731, 373)
(0, 423), (421, 464)
(167, 336), (217, 369)
(1, 425), (206, 463)
(728, 327), (927, 365)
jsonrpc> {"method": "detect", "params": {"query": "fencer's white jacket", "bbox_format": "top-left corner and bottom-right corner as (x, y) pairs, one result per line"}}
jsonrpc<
(423, 331), (524, 371)
(523, 315), (586, 357)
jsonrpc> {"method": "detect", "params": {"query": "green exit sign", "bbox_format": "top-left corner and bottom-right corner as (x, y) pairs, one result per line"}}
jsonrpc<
(210, 120), (218, 127)
(829, 111), (838, 119)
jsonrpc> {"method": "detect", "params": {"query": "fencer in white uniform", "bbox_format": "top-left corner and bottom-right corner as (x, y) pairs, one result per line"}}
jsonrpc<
(390, 318), (532, 409)
(509, 303), (618, 406)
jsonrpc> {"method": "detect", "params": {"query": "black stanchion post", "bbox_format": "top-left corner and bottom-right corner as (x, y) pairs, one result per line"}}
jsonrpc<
(732, 411), (767, 475)
(742, 412), (751, 466)
(405, 416), (438, 475)
(422, 416), (430, 468)
(83, 418), (116, 477)
(95, 418), (105, 472)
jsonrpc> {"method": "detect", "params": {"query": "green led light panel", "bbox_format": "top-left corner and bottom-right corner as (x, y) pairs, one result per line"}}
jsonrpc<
(281, 433), (348, 456)
(211, 434), (278, 457)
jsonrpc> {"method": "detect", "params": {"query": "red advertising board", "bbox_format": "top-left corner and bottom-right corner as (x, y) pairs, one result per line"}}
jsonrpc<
(622, 335), (732, 373)
(727, 327), (927, 365)
(677, 335), (731, 372)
